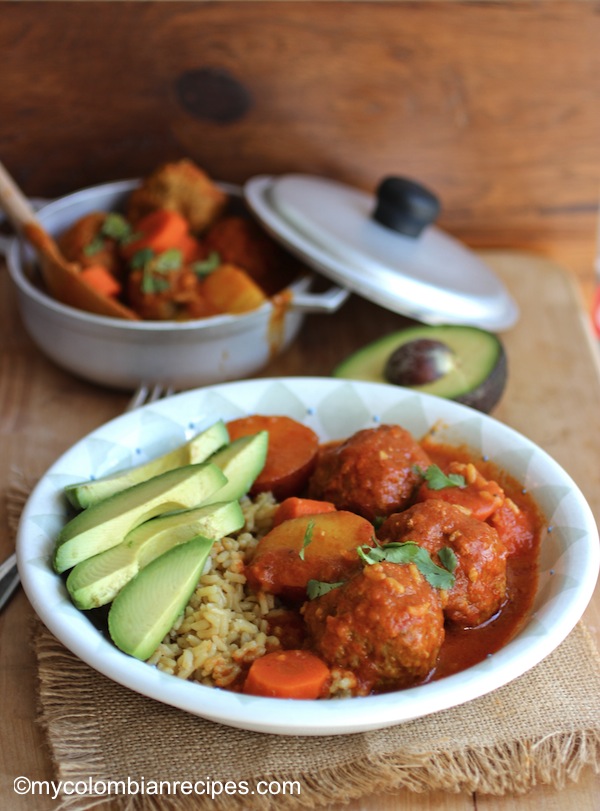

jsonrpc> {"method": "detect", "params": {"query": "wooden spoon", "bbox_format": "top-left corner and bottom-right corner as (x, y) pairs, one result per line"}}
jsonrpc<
(0, 160), (139, 320)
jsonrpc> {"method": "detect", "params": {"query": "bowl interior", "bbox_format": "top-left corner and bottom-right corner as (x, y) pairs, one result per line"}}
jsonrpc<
(16, 378), (600, 735)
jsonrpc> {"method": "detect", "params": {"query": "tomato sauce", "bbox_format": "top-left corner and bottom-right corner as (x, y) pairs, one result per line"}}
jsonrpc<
(421, 438), (544, 683)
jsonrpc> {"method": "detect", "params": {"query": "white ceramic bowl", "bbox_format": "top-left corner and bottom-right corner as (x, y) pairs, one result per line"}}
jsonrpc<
(16, 378), (600, 736)
(5, 181), (347, 391)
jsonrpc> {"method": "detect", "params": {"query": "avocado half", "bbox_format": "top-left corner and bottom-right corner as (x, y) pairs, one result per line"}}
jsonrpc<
(333, 325), (507, 414)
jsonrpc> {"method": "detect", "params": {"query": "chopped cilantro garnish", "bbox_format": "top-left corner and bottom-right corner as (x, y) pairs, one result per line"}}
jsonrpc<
(438, 546), (458, 574)
(121, 230), (142, 246)
(414, 464), (466, 490)
(141, 271), (170, 294)
(307, 580), (344, 600)
(192, 251), (221, 277)
(133, 248), (181, 295)
(101, 213), (132, 242)
(299, 519), (315, 561)
(154, 248), (183, 273)
(357, 541), (456, 590)
(131, 247), (155, 270)
(83, 235), (105, 256)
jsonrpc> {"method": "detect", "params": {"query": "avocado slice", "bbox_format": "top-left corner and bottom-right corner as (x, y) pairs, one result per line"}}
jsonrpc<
(53, 462), (227, 574)
(333, 325), (507, 413)
(204, 431), (269, 504)
(66, 500), (244, 610)
(64, 420), (229, 510)
(108, 536), (214, 661)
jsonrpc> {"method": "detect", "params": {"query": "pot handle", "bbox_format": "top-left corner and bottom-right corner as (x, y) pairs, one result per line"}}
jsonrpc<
(290, 284), (350, 313)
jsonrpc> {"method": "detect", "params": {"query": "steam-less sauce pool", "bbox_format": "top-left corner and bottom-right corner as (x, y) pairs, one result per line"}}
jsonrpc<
(423, 439), (543, 683)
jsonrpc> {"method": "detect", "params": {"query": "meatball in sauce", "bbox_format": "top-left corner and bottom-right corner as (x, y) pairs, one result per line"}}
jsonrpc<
(378, 500), (508, 628)
(303, 561), (445, 694)
(308, 424), (431, 521)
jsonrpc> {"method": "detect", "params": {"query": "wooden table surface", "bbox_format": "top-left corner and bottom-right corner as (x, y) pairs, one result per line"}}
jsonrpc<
(1, 250), (599, 810)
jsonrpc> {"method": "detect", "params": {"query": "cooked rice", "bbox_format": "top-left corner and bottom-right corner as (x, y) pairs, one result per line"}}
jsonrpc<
(147, 492), (282, 688)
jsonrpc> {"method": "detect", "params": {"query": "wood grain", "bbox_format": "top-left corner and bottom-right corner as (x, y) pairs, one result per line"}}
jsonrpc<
(1, 2), (599, 301)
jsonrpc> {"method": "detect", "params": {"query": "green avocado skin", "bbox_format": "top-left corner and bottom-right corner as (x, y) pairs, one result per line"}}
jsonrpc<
(333, 325), (507, 414)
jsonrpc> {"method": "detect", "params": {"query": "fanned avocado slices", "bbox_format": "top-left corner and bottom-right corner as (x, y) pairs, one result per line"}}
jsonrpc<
(333, 325), (507, 413)
(66, 500), (244, 610)
(54, 462), (227, 573)
(64, 420), (229, 510)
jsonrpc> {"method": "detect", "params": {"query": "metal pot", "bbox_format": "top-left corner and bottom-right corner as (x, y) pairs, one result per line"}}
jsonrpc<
(5, 179), (348, 390)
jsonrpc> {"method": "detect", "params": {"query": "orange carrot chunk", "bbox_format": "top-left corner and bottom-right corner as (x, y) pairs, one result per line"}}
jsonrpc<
(121, 209), (190, 259)
(227, 415), (320, 500)
(273, 497), (337, 527)
(416, 462), (505, 522)
(79, 265), (122, 298)
(179, 233), (203, 264)
(243, 650), (330, 699)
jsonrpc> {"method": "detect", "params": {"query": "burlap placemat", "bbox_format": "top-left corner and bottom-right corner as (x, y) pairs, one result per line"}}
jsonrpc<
(9, 480), (600, 810)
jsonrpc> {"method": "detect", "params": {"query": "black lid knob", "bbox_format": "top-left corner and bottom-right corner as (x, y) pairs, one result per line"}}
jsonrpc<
(373, 176), (440, 238)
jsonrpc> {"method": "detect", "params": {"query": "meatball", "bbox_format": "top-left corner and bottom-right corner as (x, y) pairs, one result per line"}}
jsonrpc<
(303, 561), (444, 694)
(203, 216), (296, 295)
(378, 500), (507, 627)
(126, 159), (227, 233)
(308, 424), (432, 521)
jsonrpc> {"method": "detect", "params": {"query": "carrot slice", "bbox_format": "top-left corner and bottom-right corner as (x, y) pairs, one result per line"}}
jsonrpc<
(121, 209), (190, 259)
(416, 463), (505, 522)
(227, 415), (320, 500)
(179, 233), (203, 264)
(272, 497), (336, 527)
(243, 650), (330, 699)
(79, 265), (122, 298)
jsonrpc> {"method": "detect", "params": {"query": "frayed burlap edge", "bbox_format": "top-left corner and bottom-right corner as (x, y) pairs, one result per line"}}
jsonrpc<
(32, 623), (600, 811)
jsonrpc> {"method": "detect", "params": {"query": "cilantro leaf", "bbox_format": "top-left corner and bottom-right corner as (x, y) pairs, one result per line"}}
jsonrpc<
(438, 546), (458, 573)
(299, 519), (315, 561)
(154, 248), (183, 273)
(307, 580), (345, 600)
(131, 247), (155, 270)
(141, 272), (162, 294)
(357, 541), (456, 590)
(121, 230), (142, 246)
(83, 235), (105, 256)
(101, 213), (132, 242)
(414, 464), (466, 490)
(192, 251), (221, 277)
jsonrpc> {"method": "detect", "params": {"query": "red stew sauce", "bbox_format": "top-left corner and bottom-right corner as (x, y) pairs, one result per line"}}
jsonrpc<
(422, 439), (543, 682)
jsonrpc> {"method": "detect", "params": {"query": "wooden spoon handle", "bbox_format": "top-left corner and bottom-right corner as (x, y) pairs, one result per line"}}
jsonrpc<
(0, 159), (139, 321)
(0, 160), (39, 230)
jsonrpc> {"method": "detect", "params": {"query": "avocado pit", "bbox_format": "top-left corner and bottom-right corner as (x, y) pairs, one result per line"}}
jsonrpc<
(384, 338), (456, 386)
(333, 324), (508, 413)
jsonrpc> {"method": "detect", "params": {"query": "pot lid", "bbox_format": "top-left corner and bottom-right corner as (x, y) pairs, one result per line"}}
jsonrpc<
(244, 174), (519, 331)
